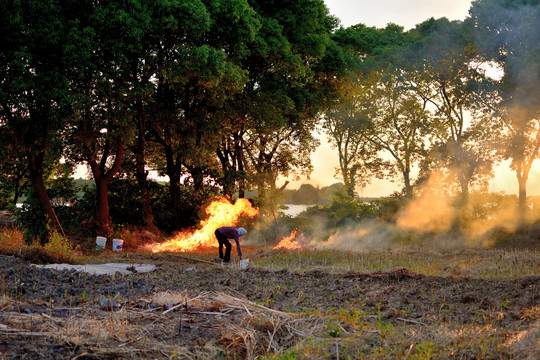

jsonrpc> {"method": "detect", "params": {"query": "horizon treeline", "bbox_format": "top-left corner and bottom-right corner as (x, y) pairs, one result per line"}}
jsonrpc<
(0, 0), (538, 240)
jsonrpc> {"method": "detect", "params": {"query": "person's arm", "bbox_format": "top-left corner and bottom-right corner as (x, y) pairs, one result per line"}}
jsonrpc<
(233, 233), (242, 259)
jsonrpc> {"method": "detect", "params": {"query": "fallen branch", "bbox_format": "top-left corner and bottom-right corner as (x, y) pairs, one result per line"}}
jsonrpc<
(191, 311), (229, 316)
(0, 324), (48, 336)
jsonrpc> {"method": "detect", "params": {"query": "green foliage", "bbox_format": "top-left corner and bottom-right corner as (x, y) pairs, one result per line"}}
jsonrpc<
(413, 342), (437, 360)
(324, 319), (343, 338)
(15, 189), (51, 245)
(318, 192), (379, 221)
(73, 177), (220, 234)
(370, 194), (407, 222)
(43, 231), (77, 262)
(0, 180), (14, 209)
(1, 0), (538, 243)
(49, 177), (78, 207)
(281, 183), (345, 205)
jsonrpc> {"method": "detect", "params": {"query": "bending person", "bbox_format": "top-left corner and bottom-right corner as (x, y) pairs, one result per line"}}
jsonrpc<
(214, 227), (247, 263)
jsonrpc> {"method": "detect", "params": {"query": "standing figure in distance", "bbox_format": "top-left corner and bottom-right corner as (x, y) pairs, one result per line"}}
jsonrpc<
(214, 227), (247, 263)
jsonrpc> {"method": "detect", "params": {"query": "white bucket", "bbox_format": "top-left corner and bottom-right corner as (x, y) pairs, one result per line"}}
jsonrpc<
(240, 259), (249, 270)
(112, 239), (124, 252)
(95, 236), (107, 250)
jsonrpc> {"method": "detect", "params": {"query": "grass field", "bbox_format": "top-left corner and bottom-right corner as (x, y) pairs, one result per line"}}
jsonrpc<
(0, 227), (538, 359)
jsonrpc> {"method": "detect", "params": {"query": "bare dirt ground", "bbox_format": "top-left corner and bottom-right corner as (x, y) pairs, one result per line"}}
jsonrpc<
(0, 251), (538, 359)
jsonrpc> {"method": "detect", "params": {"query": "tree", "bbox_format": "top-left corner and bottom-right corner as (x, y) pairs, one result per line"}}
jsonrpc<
(366, 68), (430, 196)
(64, 1), (146, 234)
(0, 0), (75, 234)
(322, 24), (409, 197)
(323, 74), (384, 197)
(215, 0), (337, 208)
(123, 0), (212, 231)
(407, 18), (493, 205)
(470, 0), (540, 227)
(148, 0), (257, 228)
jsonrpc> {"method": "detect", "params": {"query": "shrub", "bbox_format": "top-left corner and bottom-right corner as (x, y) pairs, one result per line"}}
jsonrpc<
(15, 189), (51, 244)
(43, 231), (78, 263)
(295, 192), (380, 240)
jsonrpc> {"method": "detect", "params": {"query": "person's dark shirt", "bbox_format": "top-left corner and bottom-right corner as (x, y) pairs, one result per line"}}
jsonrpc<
(216, 227), (242, 257)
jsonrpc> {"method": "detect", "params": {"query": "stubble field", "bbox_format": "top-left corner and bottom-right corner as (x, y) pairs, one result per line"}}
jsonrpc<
(0, 246), (538, 359)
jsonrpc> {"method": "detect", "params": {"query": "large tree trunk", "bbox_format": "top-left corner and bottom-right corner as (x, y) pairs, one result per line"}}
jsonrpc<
(94, 176), (110, 234)
(217, 143), (235, 198)
(237, 150), (246, 199)
(90, 141), (124, 235)
(217, 132), (246, 198)
(135, 108), (156, 230)
(517, 169), (529, 232)
(403, 160), (412, 197)
(28, 152), (57, 233)
(403, 170), (412, 196)
(164, 146), (182, 229)
(344, 179), (355, 197)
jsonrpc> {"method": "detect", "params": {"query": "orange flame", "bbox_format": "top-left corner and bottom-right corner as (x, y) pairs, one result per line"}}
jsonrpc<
(273, 230), (301, 250)
(149, 197), (258, 253)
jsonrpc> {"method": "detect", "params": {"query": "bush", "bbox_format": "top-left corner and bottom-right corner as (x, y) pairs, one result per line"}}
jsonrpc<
(43, 231), (78, 263)
(283, 192), (381, 241)
(0, 227), (78, 264)
(15, 189), (51, 245)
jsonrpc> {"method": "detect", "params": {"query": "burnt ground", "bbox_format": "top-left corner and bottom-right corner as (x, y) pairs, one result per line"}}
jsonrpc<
(0, 253), (538, 359)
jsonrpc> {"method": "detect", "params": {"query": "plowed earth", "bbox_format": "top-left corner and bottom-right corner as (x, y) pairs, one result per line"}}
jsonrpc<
(0, 253), (538, 359)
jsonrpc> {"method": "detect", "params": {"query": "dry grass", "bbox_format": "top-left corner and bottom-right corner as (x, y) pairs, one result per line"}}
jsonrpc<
(0, 290), (330, 359)
(1, 229), (538, 359)
(507, 320), (540, 360)
(0, 226), (25, 253)
(0, 227), (81, 264)
(252, 246), (540, 280)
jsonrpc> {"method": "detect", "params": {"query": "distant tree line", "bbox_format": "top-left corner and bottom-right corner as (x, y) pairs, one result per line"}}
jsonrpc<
(0, 0), (538, 241)
(280, 183), (346, 205)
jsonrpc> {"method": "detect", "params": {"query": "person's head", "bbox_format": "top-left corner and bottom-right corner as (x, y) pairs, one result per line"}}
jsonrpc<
(237, 227), (247, 236)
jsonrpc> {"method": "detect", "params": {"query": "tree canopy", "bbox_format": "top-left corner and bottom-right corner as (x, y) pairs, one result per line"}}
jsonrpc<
(1, 0), (539, 241)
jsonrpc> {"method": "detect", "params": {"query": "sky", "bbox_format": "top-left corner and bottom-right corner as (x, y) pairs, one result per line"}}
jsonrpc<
(325, 0), (472, 29)
(284, 0), (540, 197)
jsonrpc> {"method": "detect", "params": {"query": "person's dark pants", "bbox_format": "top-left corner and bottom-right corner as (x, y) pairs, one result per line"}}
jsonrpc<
(215, 229), (232, 262)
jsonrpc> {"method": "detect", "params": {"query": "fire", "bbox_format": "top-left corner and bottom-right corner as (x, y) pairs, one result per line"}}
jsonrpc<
(149, 197), (258, 253)
(273, 230), (301, 250)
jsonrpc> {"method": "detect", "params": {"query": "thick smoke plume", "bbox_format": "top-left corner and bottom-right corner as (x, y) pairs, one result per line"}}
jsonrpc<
(291, 168), (528, 251)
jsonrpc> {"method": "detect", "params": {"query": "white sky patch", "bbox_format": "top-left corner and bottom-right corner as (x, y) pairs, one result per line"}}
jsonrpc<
(324, 0), (472, 29)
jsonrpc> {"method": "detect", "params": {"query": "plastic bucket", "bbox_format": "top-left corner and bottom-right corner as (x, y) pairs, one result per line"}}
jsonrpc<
(239, 259), (249, 270)
(112, 239), (124, 252)
(95, 236), (107, 250)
